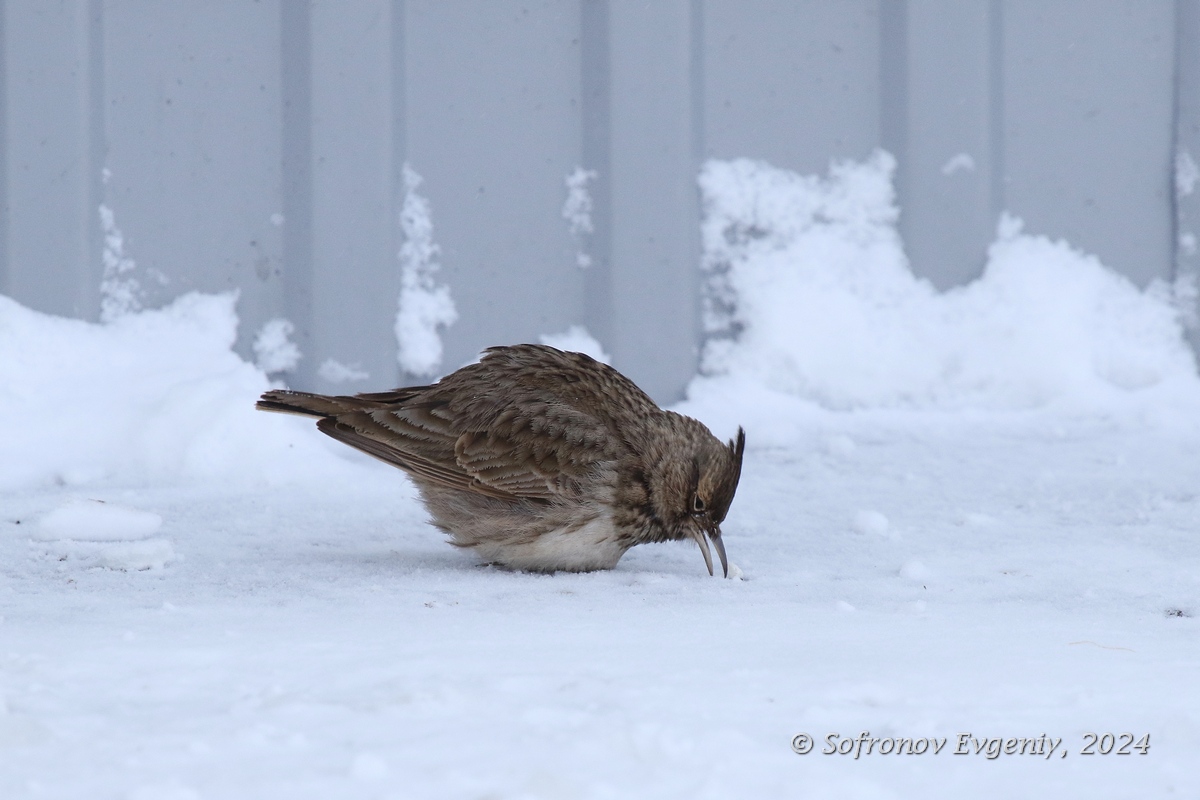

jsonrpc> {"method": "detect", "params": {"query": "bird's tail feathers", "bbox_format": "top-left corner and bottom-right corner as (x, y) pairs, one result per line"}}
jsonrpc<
(256, 390), (357, 418)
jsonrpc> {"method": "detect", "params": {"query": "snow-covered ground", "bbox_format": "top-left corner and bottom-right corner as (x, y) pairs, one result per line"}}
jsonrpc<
(3, 155), (1199, 798)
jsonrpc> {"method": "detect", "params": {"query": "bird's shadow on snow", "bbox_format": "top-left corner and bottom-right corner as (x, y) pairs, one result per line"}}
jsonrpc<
(307, 545), (473, 576)
(305, 540), (731, 586)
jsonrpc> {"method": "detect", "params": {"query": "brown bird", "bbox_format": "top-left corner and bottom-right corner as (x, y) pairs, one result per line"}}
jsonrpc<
(256, 344), (745, 576)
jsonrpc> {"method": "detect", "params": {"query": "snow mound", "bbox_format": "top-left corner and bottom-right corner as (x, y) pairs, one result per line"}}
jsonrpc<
(32, 499), (175, 571)
(35, 499), (162, 542)
(695, 153), (1200, 414)
(0, 291), (366, 490)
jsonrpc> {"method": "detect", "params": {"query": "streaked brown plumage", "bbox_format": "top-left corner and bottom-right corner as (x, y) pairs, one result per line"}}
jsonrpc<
(256, 344), (745, 576)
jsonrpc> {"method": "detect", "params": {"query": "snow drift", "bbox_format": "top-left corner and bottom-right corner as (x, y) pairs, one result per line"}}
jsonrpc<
(2, 152), (1197, 493)
(0, 292), (355, 491)
(695, 152), (1200, 414)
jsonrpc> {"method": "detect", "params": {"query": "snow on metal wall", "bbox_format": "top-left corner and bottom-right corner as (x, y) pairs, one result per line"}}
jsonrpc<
(0, 0), (1190, 401)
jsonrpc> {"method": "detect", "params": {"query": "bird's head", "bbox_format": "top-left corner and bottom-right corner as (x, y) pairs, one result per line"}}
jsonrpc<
(649, 423), (746, 577)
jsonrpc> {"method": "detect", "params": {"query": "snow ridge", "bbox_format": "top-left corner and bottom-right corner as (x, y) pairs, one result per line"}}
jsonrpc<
(696, 152), (1200, 413)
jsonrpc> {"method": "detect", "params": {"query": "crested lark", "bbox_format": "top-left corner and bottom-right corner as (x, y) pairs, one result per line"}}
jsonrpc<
(256, 344), (745, 576)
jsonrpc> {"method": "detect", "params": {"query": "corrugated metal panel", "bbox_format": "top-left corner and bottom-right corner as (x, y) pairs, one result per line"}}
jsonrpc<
(0, 0), (1191, 402)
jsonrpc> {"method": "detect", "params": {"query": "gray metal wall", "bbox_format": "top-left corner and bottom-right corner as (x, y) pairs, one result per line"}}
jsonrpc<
(0, 0), (1194, 402)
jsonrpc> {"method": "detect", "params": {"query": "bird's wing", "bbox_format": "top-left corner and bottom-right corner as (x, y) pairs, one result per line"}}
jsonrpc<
(314, 398), (617, 503)
(402, 397), (617, 500)
(264, 345), (651, 502)
(314, 413), (510, 498)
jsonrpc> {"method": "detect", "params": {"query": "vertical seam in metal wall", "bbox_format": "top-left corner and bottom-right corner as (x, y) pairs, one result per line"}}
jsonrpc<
(988, 0), (1005, 226)
(581, 0), (613, 353)
(391, 0), (406, 372)
(1172, 0), (1183, 284)
(1173, 0), (1200, 358)
(879, 0), (907, 230)
(689, 0), (704, 365)
(281, 0), (314, 384)
(0, 0), (8, 296)
(84, 0), (106, 320)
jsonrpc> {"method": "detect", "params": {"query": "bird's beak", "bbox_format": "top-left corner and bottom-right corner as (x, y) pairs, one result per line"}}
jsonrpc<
(689, 525), (729, 578)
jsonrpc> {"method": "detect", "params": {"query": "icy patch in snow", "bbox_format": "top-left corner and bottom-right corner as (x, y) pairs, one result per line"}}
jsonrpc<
(694, 153), (1200, 414)
(318, 358), (369, 384)
(539, 325), (611, 364)
(99, 203), (142, 322)
(35, 499), (162, 542)
(395, 164), (458, 376)
(0, 291), (368, 490)
(563, 166), (597, 268)
(253, 317), (301, 374)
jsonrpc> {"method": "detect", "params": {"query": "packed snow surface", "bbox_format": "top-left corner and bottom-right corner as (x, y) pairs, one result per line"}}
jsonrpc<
(2, 154), (1199, 798)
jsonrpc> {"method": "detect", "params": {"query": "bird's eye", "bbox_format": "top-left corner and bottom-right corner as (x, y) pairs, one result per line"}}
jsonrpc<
(692, 495), (706, 514)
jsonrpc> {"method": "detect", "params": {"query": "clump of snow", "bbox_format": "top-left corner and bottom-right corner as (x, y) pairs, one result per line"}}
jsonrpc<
(1177, 150), (1200, 198)
(252, 317), (301, 375)
(940, 153), (976, 175)
(695, 152), (1200, 413)
(539, 325), (611, 364)
(318, 357), (369, 384)
(563, 166), (597, 269)
(395, 164), (458, 376)
(35, 499), (162, 542)
(98, 203), (142, 322)
(852, 510), (890, 537)
(899, 559), (932, 581)
(0, 291), (366, 491)
(31, 499), (174, 571)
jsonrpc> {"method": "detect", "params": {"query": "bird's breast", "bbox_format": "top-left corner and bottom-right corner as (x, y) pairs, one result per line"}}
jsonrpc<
(469, 513), (628, 573)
